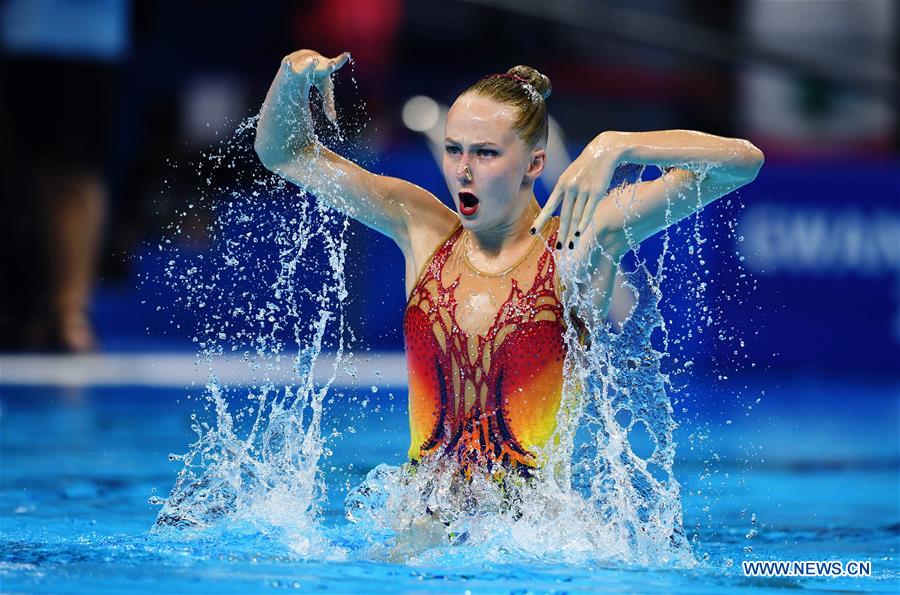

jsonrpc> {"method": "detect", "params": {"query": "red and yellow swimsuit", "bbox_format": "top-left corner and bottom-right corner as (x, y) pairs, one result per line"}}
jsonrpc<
(403, 217), (568, 477)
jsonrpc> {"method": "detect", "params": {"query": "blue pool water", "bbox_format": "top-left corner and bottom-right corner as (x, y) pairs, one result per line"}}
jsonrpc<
(1, 374), (898, 593)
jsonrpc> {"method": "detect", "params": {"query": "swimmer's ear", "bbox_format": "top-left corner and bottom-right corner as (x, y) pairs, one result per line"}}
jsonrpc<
(524, 148), (546, 182)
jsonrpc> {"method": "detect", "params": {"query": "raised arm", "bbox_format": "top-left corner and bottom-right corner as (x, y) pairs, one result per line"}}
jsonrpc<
(533, 129), (764, 258)
(533, 129), (763, 322)
(585, 130), (763, 259)
(254, 49), (455, 254)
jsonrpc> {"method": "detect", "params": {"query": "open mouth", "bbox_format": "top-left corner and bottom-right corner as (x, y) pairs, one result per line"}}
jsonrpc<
(458, 191), (479, 216)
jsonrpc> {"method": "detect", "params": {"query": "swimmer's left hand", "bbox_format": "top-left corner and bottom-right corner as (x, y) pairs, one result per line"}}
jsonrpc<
(530, 132), (625, 251)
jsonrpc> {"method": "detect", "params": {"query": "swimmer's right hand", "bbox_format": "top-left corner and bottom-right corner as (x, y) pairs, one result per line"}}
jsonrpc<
(281, 50), (350, 122)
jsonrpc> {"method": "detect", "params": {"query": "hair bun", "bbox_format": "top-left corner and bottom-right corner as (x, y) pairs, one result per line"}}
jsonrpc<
(507, 65), (552, 100)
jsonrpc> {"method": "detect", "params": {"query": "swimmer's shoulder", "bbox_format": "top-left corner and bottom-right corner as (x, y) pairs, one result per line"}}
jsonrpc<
(403, 209), (460, 301)
(384, 178), (457, 250)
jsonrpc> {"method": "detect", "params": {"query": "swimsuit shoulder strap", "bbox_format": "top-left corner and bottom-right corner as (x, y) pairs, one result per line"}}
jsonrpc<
(406, 221), (463, 304)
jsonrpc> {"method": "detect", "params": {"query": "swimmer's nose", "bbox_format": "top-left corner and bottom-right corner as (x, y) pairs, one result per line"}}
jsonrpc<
(456, 162), (473, 185)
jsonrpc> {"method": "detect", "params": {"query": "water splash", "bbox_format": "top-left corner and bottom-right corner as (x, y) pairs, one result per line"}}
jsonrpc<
(545, 168), (710, 565)
(150, 111), (355, 558)
(148, 77), (750, 568)
(342, 168), (717, 567)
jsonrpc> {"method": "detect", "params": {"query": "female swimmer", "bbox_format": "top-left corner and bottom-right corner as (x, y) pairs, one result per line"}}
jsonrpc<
(254, 49), (763, 482)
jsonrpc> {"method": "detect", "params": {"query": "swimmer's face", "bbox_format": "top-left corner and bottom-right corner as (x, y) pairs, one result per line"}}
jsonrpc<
(443, 94), (545, 229)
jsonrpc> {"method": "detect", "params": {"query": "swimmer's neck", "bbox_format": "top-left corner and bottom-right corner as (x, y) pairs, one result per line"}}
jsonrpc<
(466, 192), (542, 257)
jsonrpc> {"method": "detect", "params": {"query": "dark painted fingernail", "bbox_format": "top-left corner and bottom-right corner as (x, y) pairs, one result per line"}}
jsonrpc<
(568, 241), (574, 249)
(574, 231), (580, 237)
(556, 241), (562, 250)
(530, 227), (535, 235)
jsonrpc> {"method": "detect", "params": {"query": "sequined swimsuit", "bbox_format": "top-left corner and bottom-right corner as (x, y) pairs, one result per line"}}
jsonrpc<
(403, 217), (566, 477)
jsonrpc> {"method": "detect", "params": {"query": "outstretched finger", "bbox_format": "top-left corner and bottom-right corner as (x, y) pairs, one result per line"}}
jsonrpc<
(567, 191), (590, 248)
(531, 186), (563, 237)
(556, 188), (578, 250)
(331, 51), (350, 70)
(574, 190), (604, 239)
(321, 75), (338, 122)
(314, 54), (349, 122)
(317, 51), (350, 75)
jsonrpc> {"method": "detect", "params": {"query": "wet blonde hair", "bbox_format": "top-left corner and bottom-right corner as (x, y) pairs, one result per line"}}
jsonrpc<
(462, 65), (552, 149)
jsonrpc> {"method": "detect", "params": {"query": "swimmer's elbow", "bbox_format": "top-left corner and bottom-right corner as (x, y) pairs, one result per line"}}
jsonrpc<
(254, 139), (315, 173)
(595, 226), (629, 265)
(254, 139), (276, 171)
(254, 135), (283, 171)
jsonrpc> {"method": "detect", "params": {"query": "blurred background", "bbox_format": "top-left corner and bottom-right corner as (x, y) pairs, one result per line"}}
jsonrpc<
(0, 4), (898, 577)
(0, 0), (900, 590)
(1, 0), (897, 421)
